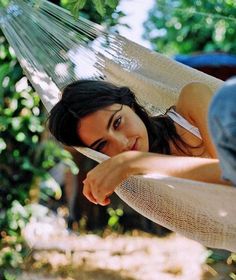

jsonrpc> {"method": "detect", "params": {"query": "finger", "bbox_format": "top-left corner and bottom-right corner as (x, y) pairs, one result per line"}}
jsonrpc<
(83, 183), (98, 204)
(97, 191), (112, 206)
(88, 191), (98, 205)
(99, 197), (111, 206)
(97, 192), (113, 205)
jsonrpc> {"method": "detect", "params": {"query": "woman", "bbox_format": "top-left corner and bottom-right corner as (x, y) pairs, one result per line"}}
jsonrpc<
(48, 79), (232, 205)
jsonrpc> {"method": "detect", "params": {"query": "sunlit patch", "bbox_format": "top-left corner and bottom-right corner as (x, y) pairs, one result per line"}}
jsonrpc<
(15, 76), (28, 92)
(218, 210), (228, 217)
(68, 46), (101, 79)
(167, 184), (175, 189)
(2, 76), (10, 87)
(0, 139), (7, 152)
(142, 173), (175, 189)
(55, 63), (69, 77)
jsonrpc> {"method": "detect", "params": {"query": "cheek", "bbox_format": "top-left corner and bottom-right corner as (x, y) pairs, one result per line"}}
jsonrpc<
(129, 116), (146, 136)
(103, 144), (120, 157)
(106, 149), (119, 157)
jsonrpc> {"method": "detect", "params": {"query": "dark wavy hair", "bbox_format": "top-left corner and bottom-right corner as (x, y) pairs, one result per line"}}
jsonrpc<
(48, 80), (191, 155)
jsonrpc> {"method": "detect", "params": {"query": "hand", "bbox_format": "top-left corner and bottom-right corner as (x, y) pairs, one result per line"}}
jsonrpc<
(82, 152), (136, 206)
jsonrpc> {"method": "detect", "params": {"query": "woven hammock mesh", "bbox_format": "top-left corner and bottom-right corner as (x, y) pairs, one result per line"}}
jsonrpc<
(1, 0), (236, 251)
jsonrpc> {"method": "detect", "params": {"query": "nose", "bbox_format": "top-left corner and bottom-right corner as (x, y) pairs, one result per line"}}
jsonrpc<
(110, 132), (129, 152)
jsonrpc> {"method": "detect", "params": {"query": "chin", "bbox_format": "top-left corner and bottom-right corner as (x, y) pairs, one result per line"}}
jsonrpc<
(138, 142), (149, 153)
(141, 140), (149, 152)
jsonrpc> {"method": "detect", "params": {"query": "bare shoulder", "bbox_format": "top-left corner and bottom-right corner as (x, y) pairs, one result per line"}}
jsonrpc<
(175, 82), (217, 158)
(175, 82), (213, 122)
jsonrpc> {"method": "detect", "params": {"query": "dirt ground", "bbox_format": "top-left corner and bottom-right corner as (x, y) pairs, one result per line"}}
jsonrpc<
(14, 212), (236, 280)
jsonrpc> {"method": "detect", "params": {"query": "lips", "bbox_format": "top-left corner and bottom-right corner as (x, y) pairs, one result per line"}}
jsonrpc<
(130, 139), (138, 151)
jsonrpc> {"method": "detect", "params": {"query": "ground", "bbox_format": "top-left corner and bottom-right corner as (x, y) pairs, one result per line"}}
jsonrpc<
(12, 206), (236, 280)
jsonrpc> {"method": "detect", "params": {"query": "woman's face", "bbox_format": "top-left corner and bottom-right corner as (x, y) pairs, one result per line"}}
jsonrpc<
(78, 104), (149, 156)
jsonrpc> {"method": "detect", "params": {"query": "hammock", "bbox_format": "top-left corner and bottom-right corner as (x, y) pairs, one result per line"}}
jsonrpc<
(1, 0), (236, 252)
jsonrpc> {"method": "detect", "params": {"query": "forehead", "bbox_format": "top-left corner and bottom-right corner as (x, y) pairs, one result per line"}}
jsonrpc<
(77, 104), (121, 145)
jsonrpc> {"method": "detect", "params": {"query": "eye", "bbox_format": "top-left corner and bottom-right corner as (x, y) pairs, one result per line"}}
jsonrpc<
(113, 117), (121, 129)
(95, 141), (107, 152)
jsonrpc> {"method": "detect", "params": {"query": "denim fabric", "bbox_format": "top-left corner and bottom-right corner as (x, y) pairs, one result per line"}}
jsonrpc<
(208, 77), (236, 186)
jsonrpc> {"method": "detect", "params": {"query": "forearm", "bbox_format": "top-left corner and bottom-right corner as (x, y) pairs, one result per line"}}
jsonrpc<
(124, 151), (230, 186)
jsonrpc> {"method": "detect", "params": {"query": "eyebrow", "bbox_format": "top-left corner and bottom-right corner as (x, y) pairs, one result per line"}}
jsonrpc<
(88, 110), (118, 149)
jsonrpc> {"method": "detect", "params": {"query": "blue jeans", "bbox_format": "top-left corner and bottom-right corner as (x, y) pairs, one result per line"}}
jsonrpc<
(208, 77), (236, 186)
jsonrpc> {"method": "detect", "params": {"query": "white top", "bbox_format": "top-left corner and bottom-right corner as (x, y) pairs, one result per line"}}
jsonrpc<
(167, 108), (202, 139)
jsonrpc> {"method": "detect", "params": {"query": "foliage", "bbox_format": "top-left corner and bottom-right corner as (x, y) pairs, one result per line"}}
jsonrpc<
(61, 0), (120, 18)
(0, 29), (78, 274)
(107, 207), (123, 231)
(0, 203), (58, 279)
(0, 0), (125, 274)
(143, 0), (236, 55)
(0, 33), (78, 209)
(60, 0), (125, 32)
(0, 201), (32, 278)
(0, 0), (9, 8)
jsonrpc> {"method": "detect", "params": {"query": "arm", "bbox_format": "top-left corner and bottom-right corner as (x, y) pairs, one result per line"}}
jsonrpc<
(175, 82), (218, 158)
(125, 151), (225, 184)
(83, 151), (230, 205)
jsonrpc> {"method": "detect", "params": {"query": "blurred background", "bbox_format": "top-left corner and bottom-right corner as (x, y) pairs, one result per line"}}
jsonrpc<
(1, 0), (236, 279)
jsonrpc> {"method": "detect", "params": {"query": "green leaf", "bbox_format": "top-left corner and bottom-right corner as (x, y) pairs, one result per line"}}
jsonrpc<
(40, 175), (62, 200)
(108, 215), (118, 227)
(105, 0), (118, 9)
(67, 0), (87, 19)
(77, 0), (87, 9)
(0, 1), (10, 8)
(116, 208), (123, 216)
(3, 271), (17, 280)
(16, 132), (26, 142)
(0, 138), (7, 152)
(92, 0), (106, 17)
(0, 63), (9, 85)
